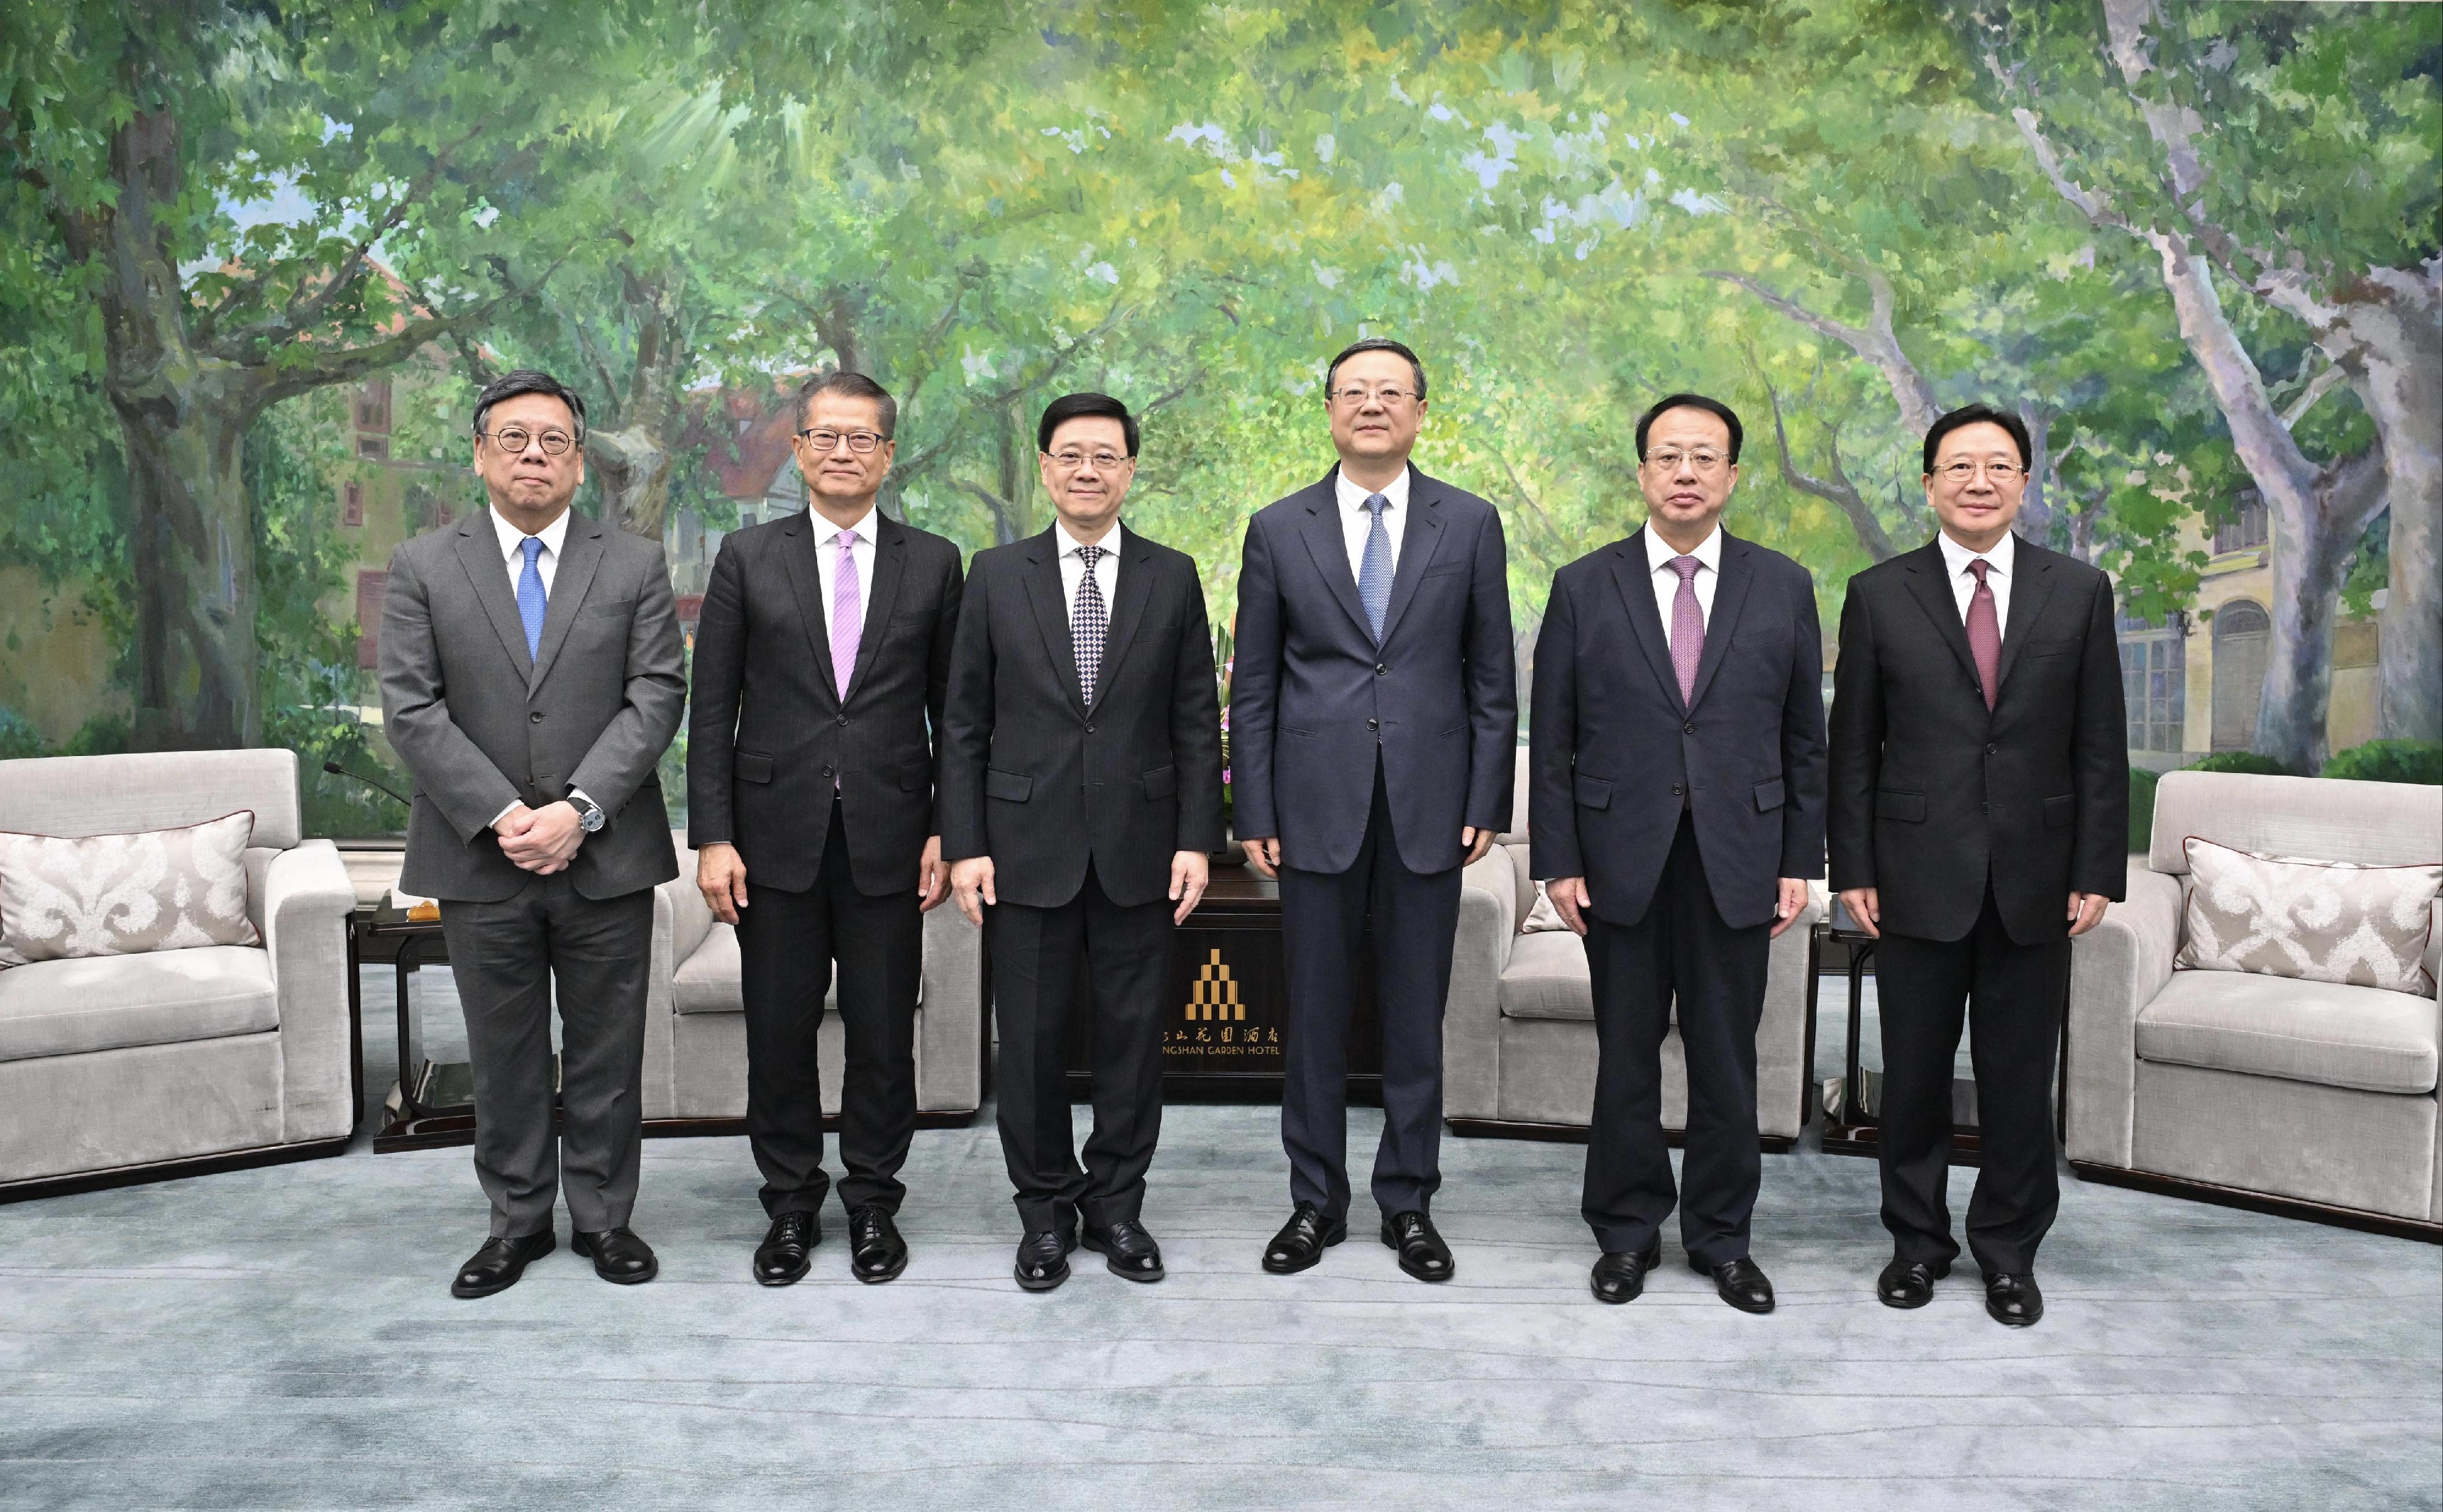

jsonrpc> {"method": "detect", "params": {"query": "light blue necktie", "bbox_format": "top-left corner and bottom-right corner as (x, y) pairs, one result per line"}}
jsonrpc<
(517, 536), (547, 661)
(1357, 493), (1393, 644)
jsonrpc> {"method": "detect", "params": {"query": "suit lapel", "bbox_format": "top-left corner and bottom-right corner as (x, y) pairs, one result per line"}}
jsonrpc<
(527, 517), (605, 693)
(452, 518), (534, 679)
(1684, 533), (1755, 714)
(1607, 528), (1688, 714)
(1295, 470), (1375, 644)
(1375, 465), (1447, 648)
(1995, 538), (2058, 694)
(1898, 539), (1982, 686)
(1019, 528), (1085, 713)
(777, 515), (840, 702)
(1085, 532), (1157, 715)
(840, 515), (909, 705)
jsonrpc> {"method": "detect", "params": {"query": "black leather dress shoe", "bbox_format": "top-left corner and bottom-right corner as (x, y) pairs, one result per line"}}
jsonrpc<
(1876, 1254), (1952, 1309)
(1083, 1219), (1165, 1282)
(1589, 1241), (1662, 1304)
(451, 1230), (554, 1299)
(754, 1211), (819, 1287)
(1693, 1254), (1775, 1314)
(1984, 1271), (2044, 1328)
(1380, 1210), (1454, 1283)
(1262, 1204), (1347, 1274)
(1014, 1227), (1077, 1292)
(572, 1226), (658, 1285)
(847, 1206), (908, 1284)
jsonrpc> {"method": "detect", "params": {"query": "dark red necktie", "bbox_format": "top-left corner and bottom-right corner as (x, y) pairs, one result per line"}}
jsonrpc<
(1966, 559), (2001, 710)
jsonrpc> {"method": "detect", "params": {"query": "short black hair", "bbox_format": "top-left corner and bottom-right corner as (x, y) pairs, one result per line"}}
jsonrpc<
(1922, 402), (2031, 473)
(1634, 393), (1743, 463)
(796, 370), (898, 439)
(1036, 391), (1140, 457)
(1323, 336), (1428, 401)
(473, 369), (586, 441)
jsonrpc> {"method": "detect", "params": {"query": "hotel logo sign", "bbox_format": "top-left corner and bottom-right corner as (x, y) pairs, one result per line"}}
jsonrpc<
(1185, 948), (1244, 1021)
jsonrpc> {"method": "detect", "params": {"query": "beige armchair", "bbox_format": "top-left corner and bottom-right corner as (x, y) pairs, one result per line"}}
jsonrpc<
(0, 750), (357, 1198)
(2066, 770), (2442, 1238)
(644, 838), (985, 1127)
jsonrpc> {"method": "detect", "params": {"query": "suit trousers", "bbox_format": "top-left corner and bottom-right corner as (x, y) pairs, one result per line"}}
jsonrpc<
(1278, 760), (1463, 1220)
(439, 874), (654, 1238)
(1874, 884), (2071, 1276)
(1581, 812), (1771, 1267)
(986, 862), (1174, 1234)
(736, 796), (922, 1216)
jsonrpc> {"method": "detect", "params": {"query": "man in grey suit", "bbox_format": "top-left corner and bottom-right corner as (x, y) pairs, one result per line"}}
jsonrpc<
(1232, 338), (1516, 1283)
(380, 369), (686, 1298)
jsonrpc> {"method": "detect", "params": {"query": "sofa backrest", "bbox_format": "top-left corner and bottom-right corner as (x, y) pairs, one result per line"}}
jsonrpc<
(0, 749), (304, 849)
(2149, 770), (2442, 874)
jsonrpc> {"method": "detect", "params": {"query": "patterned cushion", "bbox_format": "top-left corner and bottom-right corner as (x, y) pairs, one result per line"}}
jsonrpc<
(0, 812), (261, 966)
(2177, 837), (2439, 996)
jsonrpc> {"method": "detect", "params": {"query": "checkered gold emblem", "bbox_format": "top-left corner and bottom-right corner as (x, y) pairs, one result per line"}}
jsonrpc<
(1185, 948), (1243, 1021)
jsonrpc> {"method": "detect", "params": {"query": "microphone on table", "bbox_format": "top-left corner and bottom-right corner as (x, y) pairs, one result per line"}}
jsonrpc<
(323, 761), (410, 809)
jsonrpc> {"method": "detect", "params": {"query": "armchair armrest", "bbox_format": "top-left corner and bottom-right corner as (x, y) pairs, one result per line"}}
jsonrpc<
(2064, 867), (2182, 1168)
(262, 840), (356, 1143)
(1443, 846), (1517, 1122)
(917, 903), (983, 1113)
(643, 838), (707, 1122)
(1755, 896), (1823, 1141)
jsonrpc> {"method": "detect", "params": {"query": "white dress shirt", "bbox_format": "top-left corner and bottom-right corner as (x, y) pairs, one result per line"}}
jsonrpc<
(1333, 466), (1411, 582)
(1937, 528), (2016, 642)
(490, 505), (570, 595)
(810, 504), (881, 636)
(1644, 524), (1723, 647)
(1057, 517), (1123, 627)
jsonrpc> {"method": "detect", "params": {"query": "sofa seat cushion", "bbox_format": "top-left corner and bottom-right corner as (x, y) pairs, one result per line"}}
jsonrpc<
(0, 945), (277, 1063)
(2138, 968), (2439, 1095)
(1499, 932), (1594, 1021)
(670, 923), (921, 1014)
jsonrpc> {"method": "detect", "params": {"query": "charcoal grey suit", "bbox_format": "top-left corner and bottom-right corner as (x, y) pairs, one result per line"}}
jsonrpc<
(380, 509), (685, 1237)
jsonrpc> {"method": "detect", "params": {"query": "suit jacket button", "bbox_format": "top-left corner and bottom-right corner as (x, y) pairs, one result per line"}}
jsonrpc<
(1671, 782), (1685, 796)
(821, 766), (834, 779)
(1367, 718), (1380, 729)
(1085, 723), (1096, 734)
(1375, 663), (1388, 675)
(1987, 744), (1998, 755)
(1683, 722), (1695, 735)
(529, 711), (544, 723)
(837, 714), (849, 727)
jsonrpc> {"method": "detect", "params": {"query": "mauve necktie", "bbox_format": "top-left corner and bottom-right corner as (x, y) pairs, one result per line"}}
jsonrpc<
(1669, 554), (1704, 704)
(1357, 494), (1393, 644)
(1965, 558), (2001, 710)
(1074, 543), (1107, 704)
(831, 530), (860, 703)
(516, 536), (546, 661)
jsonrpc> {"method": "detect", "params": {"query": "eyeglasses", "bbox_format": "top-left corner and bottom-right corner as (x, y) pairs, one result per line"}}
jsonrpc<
(479, 426), (578, 456)
(1046, 449), (1130, 473)
(796, 429), (888, 454)
(1330, 385), (1419, 407)
(1933, 460), (2025, 483)
(1645, 449), (1728, 473)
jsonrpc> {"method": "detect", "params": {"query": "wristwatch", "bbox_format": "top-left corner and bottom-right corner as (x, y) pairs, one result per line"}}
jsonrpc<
(567, 791), (606, 834)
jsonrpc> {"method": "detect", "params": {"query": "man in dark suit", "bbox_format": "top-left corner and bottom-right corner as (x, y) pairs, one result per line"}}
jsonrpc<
(941, 392), (1224, 1291)
(1830, 403), (2126, 1328)
(1531, 394), (1824, 1313)
(380, 370), (686, 1298)
(687, 370), (963, 1287)
(1232, 338), (1516, 1283)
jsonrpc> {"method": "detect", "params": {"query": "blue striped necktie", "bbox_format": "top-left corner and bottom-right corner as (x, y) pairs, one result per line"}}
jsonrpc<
(517, 536), (547, 660)
(1357, 494), (1393, 643)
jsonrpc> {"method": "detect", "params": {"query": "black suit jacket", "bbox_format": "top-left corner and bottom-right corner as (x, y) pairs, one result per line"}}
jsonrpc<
(938, 524), (1225, 910)
(1827, 536), (2128, 944)
(1531, 528), (1827, 930)
(1229, 464), (1516, 875)
(685, 509), (963, 895)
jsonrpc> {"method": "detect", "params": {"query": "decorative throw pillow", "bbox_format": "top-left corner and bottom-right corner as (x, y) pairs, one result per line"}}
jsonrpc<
(2177, 836), (2439, 995)
(0, 811), (261, 965)
(1521, 880), (1571, 934)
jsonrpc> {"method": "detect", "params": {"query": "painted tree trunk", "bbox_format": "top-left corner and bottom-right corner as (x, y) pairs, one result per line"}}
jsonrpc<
(586, 425), (675, 539)
(2334, 270), (2442, 743)
(117, 399), (261, 749)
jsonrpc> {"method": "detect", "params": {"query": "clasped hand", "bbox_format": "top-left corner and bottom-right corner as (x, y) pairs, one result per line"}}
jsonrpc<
(494, 801), (584, 874)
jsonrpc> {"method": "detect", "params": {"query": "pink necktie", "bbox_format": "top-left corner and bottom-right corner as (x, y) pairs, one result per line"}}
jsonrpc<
(1669, 555), (1704, 705)
(831, 531), (860, 705)
(1966, 559), (2001, 710)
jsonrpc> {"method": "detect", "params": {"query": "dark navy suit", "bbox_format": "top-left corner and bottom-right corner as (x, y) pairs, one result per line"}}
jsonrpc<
(1531, 526), (1824, 1265)
(1232, 463), (1515, 1220)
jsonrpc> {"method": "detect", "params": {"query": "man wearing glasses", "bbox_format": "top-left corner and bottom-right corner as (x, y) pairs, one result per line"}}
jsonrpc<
(380, 370), (686, 1297)
(1232, 338), (1516, 1284)
(1830, 403), (2125, 1328)
(1529, 394), (1824, 1313)
(687, 371), (964, 1287)
(941, 393), (1223, 1291)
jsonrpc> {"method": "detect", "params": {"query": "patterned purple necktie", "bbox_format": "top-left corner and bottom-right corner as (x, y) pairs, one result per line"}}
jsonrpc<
(1669, 555), (1705, 704)
(1965, 558), (2001, 710)
(831, 529), (860, 705)
(1074, 543), (1107, 705)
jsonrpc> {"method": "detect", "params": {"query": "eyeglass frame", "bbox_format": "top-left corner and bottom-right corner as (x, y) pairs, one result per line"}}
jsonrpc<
(794, 427), (892, 454)
(1327, 385), (1423, 407)
(1042, 448), (1134, 473)
(1929, 459), (2026, 483)
(1642, 448), (1733, 473)
(476, 425), (584, 457)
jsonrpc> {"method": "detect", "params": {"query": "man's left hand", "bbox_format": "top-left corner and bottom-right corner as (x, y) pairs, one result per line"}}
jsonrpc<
(501, 800), (585, 874)
(1769, 878), (1810, 939)
(1168, 849), (1211, 925)
(2067, 891), (2108, 937)
(917, 835), (949, 913)
(1460, 826), (1496, 867)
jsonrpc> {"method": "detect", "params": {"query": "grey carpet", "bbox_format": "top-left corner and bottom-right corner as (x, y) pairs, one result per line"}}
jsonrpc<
(2, 970), (2436, 1511)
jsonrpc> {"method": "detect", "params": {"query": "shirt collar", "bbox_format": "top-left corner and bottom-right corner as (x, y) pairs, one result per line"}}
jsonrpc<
(1644, 523), (1724, 574)
(1057, 517), (1123, 556)
(492, 506), (570, 562)
(1938, 528), (2015, 579)
(1334, 465), (1412, 515)
(815, 504), (878, 548)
